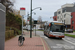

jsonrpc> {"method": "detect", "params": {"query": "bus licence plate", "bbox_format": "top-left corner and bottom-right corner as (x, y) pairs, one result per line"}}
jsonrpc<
(56, 36), (59, 37)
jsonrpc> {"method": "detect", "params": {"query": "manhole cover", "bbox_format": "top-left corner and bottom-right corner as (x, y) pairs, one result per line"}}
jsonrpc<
(36, 45), (43, 46)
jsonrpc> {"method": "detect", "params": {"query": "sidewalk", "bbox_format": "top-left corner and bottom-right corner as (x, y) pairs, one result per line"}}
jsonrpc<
(5, 30), (49, 50)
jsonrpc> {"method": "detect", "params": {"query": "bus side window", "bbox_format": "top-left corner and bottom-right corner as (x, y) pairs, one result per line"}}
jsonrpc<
(44, 26), (47, 31)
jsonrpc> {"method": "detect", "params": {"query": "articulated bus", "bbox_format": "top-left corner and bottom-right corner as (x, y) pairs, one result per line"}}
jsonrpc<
(44, 21), (65, 39)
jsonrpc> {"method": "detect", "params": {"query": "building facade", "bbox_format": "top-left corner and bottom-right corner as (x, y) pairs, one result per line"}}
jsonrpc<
(53, 3), (74, 29)
(53, 12), (57, 21)
(71, 6), (75, 30)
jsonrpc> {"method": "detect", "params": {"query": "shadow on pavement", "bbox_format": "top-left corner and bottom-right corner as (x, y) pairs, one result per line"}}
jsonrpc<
(48, 37), (63, 40)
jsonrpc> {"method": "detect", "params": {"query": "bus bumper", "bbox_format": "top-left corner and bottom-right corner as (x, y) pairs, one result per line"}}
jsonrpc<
(49, 34), (64, 38)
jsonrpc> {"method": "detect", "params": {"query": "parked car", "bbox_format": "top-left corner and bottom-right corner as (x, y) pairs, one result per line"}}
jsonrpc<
(23, 26), (27, 30)
(66, 29), (73, 33)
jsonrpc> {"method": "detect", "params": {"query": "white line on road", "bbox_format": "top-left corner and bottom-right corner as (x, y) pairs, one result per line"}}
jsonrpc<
(51, 44), (74, 49)
(63, 38), (75, 45)
(40, 36), (48, 39)
(44, 37), (48, 39)
(65, 36), (75, 41)
(66, 38), (71, 40)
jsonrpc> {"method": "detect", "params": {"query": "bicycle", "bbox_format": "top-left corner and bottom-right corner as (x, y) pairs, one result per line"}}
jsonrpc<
(18, 35), (25, 46)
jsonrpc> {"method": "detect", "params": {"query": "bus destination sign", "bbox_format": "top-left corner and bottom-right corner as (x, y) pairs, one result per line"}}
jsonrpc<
(54, 23), (63, 25)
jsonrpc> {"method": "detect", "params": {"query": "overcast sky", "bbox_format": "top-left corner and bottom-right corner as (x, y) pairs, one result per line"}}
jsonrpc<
(13, 0), (75, 21)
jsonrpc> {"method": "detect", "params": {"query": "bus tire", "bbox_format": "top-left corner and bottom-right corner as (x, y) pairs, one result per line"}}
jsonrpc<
(48, 35), (50, 38)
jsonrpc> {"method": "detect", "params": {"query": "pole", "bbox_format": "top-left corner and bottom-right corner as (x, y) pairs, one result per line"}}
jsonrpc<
(35, 25), (36, 36)
(22, 15), (23, 36)
(30, 0), (32, 38)
(27, 13), (29, 30)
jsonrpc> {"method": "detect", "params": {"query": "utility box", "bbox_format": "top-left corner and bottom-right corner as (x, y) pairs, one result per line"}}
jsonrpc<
(0, 3), (6, 50)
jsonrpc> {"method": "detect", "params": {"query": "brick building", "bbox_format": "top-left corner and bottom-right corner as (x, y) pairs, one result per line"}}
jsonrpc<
(53, 12), (57, 21)
(53, 3), (75, 29)
(71, 5), (75, 30)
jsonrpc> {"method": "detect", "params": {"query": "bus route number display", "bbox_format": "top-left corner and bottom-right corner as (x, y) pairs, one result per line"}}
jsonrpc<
(54, 23), (63, 25)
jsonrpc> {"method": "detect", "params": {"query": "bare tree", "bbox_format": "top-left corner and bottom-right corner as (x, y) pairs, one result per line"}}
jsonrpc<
(38, 16), (42, 23)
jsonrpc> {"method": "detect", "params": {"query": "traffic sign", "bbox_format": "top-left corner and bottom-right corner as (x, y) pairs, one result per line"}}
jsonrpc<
(20, 7), (26, 15)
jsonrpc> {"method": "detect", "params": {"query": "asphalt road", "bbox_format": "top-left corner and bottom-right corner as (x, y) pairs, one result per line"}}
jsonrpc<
(34, 31), (75, 50)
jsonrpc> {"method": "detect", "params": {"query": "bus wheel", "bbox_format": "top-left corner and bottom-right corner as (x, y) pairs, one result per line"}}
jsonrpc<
(48, 35), (50, 38)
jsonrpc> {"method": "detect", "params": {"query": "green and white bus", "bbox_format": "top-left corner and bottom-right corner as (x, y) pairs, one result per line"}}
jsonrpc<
(44, 21), (65, 39)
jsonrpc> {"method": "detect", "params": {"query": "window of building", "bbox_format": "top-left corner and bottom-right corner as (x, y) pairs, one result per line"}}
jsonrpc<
(64, 14), (66, 18)
(64, 20), (65, 24)
(72, 26), (73, 29)
(62, 20), (63, 22)
(57, 16), (59, 19)
(62, 9), (66, 13)
(58, 11), (60, 14)
(71, 15), (73, 18)
(72, 21), (74, 24)
(55, 18), (56, 20)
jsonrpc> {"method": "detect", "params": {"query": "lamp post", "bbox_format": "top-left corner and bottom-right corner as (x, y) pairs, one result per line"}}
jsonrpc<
(27, 12), (36, 26)
(30, 0), (42, 38)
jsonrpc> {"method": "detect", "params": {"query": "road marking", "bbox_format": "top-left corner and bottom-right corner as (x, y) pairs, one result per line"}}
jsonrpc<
(42, 38), (51, 50)
(40, 37), (46, 50)
(44, 37), (48, 39)
(66, 38), (71, 40)
(51, 44), (74, 49)
(40, 36), (48, 39)
(65, 36), (75, 41)
(63, 38), (75, 45)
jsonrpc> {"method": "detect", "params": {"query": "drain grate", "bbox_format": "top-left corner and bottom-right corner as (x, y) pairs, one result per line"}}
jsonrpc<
(36, 45), (43, 46)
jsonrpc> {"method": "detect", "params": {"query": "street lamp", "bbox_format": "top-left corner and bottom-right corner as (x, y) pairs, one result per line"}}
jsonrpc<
(32, 7), (42, 11)
(30, 0), (42, 38)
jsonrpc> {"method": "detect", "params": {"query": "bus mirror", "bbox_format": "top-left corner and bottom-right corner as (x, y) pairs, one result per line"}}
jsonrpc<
(49, 23), (51, 27)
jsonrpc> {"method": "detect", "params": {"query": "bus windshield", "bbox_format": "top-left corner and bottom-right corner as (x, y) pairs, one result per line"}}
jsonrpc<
(50, 24), (64, 32)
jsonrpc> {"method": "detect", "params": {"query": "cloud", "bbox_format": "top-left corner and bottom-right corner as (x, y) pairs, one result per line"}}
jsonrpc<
(14, 0), (75, 21)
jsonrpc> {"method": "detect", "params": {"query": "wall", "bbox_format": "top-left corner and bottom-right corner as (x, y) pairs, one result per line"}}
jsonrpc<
(71, 12), (75, 30)
(53, 16), (57, 21)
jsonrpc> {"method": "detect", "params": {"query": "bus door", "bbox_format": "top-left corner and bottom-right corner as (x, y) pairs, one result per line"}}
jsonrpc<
(46, 25), (50, 36)
(44, 26), (46, 34)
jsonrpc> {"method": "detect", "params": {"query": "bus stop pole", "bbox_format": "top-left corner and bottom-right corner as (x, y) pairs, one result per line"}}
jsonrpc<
(22, 15), (23, 36)
(35, 25), (36, 36)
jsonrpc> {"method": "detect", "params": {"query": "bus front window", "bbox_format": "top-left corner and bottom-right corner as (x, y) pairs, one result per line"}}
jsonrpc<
(50, 24), (64, 32)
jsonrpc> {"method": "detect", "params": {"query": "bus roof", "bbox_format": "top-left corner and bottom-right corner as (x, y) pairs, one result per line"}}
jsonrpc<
(48, 21), (64, 23)
(44, 21), (64, 26)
